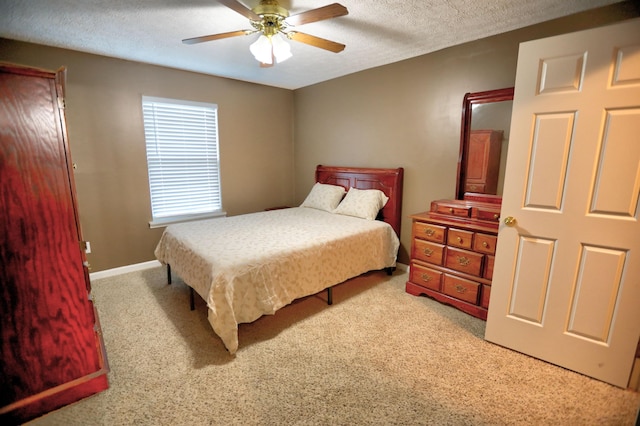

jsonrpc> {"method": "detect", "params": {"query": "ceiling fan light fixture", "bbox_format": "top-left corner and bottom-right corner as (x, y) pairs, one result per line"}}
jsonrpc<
(249, 33), (292, 65)
(249, 34), (274, 64)
(271, 33), (292, 63)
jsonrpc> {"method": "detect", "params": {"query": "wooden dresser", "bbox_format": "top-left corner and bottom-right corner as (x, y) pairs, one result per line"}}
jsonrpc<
(405, 198), (500, 320)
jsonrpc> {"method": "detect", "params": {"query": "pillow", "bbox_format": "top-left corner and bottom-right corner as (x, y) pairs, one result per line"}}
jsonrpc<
(333, 187), (389, 221)
(300, 183), (346, 212)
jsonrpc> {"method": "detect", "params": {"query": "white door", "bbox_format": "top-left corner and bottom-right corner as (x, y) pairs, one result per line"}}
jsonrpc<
(485, 18), (640, 388)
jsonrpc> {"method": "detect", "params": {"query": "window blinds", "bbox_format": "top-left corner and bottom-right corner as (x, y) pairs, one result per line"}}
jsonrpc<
(142, 96), (222, 223)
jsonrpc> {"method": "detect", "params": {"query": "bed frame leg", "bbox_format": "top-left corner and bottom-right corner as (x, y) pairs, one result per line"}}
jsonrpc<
(327, 287), (333, 305)
(190, 287), (195, 311)
(167, 264), (172, 284)
(385, 267), (395, 276)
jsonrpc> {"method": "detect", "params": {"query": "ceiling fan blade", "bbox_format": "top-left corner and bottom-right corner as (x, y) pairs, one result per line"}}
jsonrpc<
(287, 31), (345, 53)
(182, 30), (252, 45)
(217, 0), (261, 21)
(284, 3), (348, 27)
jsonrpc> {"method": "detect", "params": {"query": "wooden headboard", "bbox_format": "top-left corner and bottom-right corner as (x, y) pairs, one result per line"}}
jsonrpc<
(315, 165), (404, 237)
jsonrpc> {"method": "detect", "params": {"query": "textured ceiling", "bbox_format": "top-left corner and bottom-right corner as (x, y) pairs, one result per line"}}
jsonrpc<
(0, 0), (622, 89)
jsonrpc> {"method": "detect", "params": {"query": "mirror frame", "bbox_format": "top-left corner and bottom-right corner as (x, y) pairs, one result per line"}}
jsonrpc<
(455, 87), (514, 200)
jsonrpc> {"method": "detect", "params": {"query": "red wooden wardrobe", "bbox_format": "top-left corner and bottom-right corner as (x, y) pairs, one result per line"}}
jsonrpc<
(0, 63), (108, 423)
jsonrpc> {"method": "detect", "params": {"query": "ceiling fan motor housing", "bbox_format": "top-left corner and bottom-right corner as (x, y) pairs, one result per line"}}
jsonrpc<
(252, 0), (289, 35)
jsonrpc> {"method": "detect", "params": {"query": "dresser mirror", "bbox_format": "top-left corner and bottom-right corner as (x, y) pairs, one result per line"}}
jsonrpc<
(455, 87), (514, 200)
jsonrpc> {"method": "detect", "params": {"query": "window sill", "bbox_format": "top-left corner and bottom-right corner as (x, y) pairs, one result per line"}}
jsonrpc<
(148, 211), (227, 229)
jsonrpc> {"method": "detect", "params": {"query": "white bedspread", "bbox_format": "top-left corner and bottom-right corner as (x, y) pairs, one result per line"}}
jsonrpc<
(154, 207), (399, 354)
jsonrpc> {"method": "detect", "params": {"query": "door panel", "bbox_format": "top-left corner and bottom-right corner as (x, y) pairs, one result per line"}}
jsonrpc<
(567, 245), (625, 342)
(538, 53), (586, 93)
(486, 18), (640, 388)
(525, 113), (574, 209)
(591, 108), (640, 216)
(509, 236), (554, 324)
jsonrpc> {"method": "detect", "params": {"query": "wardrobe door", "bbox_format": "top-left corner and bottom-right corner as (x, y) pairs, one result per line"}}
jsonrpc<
(465, 130), (502, 194)
(0, 64), (108, 424)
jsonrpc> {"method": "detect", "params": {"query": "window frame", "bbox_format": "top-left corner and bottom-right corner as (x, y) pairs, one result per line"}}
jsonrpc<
(142, 95), (225, 228)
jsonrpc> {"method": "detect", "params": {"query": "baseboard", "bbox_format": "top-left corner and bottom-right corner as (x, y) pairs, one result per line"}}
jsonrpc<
(395, 262), (408, 272)
(89, 260), (162, 281)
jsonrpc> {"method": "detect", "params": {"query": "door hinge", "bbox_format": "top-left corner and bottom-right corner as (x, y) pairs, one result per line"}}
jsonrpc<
(57, 97), (65, 110)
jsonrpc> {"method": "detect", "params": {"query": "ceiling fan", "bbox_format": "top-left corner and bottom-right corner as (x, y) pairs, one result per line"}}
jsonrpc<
(182, 0), (348, 67)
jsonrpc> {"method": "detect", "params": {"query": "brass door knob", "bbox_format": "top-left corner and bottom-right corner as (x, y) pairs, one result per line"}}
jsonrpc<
(504, 216), (517, 226)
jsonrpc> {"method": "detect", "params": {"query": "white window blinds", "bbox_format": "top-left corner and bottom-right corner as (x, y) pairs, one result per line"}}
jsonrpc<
(142, 96), (223, 226)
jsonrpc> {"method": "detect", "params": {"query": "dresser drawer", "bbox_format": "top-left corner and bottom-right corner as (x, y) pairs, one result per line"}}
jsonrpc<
(412, 239), (445, 265)
(474, 206), (501, 223)
(474, 233), (498, 255)
(484, 255), (495, 280)
(413, 221), (446, 243)
(448, 228), (473, 249)
(443, 274), (480, 304)
(410, 262), (442, 291)
(445, 246), (483, 276)
(431, 201), (471, 218)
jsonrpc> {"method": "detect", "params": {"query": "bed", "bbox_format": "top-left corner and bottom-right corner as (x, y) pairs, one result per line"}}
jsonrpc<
(154, 165), (404, 354)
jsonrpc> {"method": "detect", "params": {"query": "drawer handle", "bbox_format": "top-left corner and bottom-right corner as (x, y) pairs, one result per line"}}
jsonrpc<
(423, 248), (434, 257)
(457, 256), (470, 266)
(424, 228), (435, 236)
(449, 208), (454, 213)
(493, 213), (499, 220)
(482, 241), (489, 248)
(456, 236), (463, 243)
(420, 273), (432, 282)
(455, 285), (467, 294)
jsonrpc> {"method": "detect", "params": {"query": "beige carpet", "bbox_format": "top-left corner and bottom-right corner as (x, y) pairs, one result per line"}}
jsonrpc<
(30, 267), (639, 425)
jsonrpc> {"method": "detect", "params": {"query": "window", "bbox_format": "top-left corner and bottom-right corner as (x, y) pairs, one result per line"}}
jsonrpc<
(142, 96), (224, 227)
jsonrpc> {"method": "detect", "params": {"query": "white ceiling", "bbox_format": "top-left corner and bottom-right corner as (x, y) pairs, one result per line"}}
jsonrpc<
(0, 0), (622, 90)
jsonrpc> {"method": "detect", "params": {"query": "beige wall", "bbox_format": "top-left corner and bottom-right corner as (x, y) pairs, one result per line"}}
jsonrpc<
(293, 2), (639, 264)
(1, 1), (637, 271)
(0, 41), (295, 271)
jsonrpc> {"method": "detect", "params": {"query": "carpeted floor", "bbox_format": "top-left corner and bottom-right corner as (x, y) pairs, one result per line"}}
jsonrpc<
(30, 267), (640, 425)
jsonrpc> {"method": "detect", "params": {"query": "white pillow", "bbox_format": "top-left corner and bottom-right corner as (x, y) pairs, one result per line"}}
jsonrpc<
(333, 187), (389, 221)
(300, 183), (346, 212)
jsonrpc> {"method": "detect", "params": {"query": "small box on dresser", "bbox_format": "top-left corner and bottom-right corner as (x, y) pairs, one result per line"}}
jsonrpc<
(405, 198), (500, 320)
